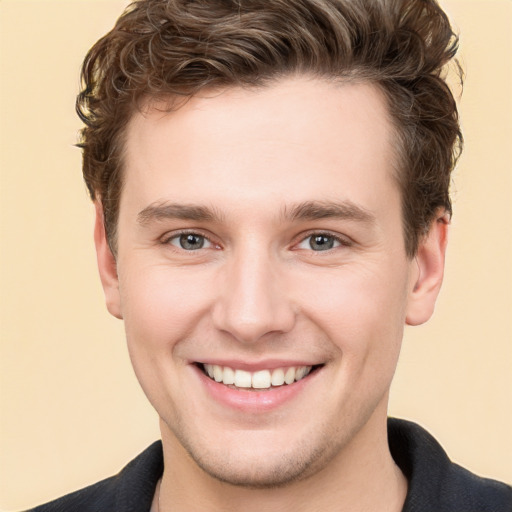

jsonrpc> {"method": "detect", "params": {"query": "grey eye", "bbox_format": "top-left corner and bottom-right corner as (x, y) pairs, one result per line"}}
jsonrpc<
(296, 233), (343, 251)
(171, 233), (209, 250)
(308, 234), (335, 251)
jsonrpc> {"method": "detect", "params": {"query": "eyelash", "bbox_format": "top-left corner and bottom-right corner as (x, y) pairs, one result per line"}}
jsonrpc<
(161, 230), (217, 250)
(294, 231), (353, 252)
(160, 230), (352, 253)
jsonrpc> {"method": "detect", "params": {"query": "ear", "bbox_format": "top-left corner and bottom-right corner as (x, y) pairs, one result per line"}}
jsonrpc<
(94, 201), (123, 319)
(406, 211), (449, 326)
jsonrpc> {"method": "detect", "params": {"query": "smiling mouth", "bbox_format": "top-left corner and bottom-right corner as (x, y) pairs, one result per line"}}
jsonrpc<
(198, 363), (322, 390)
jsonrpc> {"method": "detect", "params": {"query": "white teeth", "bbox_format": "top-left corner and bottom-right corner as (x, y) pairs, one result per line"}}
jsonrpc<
(202, 364), (313, 389)
(205, 364), (215, 379)
(295, 366), (308, 381)
(234, 369), (252, 388)
(271, 368), (285, 386)
(222, 366), (235, 385)
(284, 367), (296, 385)
(252, 370), (271, 389)
(213, 365), (223, 382)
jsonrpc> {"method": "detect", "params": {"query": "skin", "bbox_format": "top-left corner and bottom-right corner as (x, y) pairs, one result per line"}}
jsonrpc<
(95, 77), (448, 512)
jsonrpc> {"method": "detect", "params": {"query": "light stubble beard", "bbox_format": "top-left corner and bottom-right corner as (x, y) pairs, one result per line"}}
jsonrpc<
(162, 413), (370, 490)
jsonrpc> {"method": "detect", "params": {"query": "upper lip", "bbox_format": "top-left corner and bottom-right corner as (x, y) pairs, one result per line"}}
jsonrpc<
(193, 359), (323, 371)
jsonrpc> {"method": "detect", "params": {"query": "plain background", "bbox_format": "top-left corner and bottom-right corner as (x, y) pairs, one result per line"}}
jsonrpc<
(0, 0), (511, 510)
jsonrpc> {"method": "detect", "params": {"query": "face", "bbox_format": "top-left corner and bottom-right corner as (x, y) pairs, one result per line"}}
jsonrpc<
(96, 78), (445, 487)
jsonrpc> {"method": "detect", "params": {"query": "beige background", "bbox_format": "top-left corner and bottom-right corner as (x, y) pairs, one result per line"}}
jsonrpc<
(0, 0), (511, 510)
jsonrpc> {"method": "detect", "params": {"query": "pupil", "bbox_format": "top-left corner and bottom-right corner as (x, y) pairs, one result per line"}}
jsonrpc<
(180, 234), (204, 250)
(310, 235), (334, 251)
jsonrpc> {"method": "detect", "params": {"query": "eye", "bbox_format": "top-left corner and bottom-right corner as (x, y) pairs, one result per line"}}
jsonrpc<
(296, 233), (346, 251)
(167, 233), (213, 251)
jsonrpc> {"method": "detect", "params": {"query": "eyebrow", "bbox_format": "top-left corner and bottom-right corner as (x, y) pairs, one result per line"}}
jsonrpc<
(282, 200), (375, 224)
(137, 199), (375, 226)
(137, 202), (223, 225)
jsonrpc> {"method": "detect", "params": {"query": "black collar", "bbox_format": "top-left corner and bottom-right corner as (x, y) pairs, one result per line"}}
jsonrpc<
(113, 419), (512, 512)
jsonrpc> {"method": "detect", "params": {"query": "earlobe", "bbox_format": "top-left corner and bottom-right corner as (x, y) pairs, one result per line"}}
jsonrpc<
(94, 202), (123, 319)
(405, 212), (450, 326)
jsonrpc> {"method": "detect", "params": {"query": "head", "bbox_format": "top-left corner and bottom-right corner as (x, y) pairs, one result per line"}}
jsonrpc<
(79, 0), (461, 492)
(77, 0), (462, 259)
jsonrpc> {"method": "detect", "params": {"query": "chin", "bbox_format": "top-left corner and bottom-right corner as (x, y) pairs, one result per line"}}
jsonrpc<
(172, 425), (338, 489)
(190, 451), (322, 489)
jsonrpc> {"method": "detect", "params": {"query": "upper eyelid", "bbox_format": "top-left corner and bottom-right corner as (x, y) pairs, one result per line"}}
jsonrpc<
(162, 231), (217, 253)
(293, 230), (353, 246)
(160, 228), (214, 243)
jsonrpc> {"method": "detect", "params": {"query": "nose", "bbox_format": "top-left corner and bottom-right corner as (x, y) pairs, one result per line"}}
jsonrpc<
(212, 249), (296, 344)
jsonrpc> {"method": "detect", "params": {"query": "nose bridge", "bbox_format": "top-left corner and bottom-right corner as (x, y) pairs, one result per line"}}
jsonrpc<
(212, 241), (295, 343)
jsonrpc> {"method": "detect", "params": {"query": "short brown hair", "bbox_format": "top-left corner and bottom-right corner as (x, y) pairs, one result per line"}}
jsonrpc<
(77, 0), (462, 256)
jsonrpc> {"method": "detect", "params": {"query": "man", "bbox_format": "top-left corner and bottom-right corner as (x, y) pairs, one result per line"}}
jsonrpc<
(28, 0), (512, 510)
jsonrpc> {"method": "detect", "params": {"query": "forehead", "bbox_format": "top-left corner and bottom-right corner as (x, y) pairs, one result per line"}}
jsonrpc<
(121, 78), (398, 220)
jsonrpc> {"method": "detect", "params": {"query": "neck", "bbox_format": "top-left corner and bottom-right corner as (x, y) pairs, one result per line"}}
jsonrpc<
(157, 411), (407, 512)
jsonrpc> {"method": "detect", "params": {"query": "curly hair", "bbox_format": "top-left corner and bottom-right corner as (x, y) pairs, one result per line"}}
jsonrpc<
(76, 0), (462, 256)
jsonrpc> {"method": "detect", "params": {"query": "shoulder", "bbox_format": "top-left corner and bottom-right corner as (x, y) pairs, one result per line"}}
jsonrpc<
(388, 418), (512, 512)
(26, 475), (119, 512)
(443, 462), (512, 511)
(25, 441), (163, 512)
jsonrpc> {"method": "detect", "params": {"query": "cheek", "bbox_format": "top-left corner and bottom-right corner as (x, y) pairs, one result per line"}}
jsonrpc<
(117, 264), (216, 414)
(118, 263), (215, 349)
(295, 261), (409, 363)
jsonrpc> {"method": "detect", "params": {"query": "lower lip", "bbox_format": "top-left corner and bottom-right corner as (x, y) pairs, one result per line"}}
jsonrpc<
(193, 365), (320, 412)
